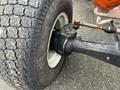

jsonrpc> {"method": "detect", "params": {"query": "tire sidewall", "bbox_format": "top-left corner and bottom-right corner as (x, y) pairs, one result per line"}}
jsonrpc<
(29, 0), (73, 88)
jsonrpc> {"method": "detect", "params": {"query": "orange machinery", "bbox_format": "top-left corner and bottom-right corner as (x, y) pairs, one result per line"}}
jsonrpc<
(93, 0), (120, 10)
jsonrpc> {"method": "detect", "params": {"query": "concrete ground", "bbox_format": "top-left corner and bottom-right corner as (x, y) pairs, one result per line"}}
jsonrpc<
(1, 0), (120, 90)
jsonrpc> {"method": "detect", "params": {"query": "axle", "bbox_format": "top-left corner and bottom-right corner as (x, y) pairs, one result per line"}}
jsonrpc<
(52, 24), (120, 67)
(65, 39), (120, 57)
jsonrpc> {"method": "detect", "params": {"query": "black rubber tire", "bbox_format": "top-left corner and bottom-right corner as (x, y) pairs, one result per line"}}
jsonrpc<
(0, 0), (73, 90)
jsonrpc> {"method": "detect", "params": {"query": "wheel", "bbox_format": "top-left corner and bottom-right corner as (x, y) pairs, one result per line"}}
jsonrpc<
(0, 0), (73, 90)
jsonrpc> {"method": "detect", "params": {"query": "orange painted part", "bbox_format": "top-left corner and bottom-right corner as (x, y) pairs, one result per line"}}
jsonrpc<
(93, 0), (120, 10)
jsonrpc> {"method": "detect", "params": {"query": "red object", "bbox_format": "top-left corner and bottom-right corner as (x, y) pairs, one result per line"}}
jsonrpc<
(93, 0), (120, 10)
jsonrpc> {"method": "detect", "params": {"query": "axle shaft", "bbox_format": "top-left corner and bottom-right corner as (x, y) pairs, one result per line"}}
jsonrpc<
(64, 39), (120, 67)
(65, 39), (120, 56)
(52, 24), (120, 67)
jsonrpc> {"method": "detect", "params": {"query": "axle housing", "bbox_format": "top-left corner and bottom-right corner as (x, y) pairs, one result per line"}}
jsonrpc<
(52, 24), (120, 67)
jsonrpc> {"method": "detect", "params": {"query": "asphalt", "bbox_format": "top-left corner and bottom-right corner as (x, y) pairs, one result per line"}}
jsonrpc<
(1, 0), (120, 90)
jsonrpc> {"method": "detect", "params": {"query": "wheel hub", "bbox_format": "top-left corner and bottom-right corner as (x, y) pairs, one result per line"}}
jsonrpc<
(47, 12), (69, 68)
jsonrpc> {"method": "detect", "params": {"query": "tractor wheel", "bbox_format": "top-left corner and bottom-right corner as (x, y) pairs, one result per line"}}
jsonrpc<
(0, 0), (73, 89)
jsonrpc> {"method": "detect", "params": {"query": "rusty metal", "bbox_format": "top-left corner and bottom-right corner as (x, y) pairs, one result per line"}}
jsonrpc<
(79, 22), (105, 30)
(73, 20), (119, 34)
(74, 20), (105, 30)
(73, 21), (80, 29)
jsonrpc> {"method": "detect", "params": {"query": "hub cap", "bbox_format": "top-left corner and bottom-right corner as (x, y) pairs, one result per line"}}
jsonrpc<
(47, 12), (69, 68)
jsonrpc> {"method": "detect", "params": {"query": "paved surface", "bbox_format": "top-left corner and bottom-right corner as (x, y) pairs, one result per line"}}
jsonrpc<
(1, 0), (120, 90)
(0, 76), (15, 90)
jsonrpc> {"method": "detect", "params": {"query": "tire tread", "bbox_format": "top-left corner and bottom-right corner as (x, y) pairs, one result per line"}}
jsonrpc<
(0, 0), (53, 89)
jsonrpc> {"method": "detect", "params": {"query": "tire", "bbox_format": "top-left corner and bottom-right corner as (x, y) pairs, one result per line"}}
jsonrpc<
(0, 0), (73, 90)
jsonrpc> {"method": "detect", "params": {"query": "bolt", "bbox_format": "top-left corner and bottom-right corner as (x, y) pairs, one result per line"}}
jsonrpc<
(73, 21), (80, 29)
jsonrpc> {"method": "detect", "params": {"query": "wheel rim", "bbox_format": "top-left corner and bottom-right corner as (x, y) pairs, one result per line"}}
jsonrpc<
(47, 12), (69, 68)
